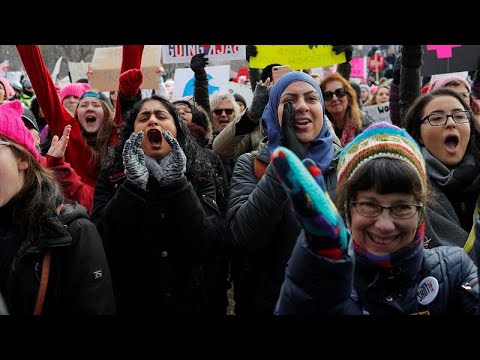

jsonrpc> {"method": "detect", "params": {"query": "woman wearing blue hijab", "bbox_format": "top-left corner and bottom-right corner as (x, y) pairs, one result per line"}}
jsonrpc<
(226, 71), (341, 316)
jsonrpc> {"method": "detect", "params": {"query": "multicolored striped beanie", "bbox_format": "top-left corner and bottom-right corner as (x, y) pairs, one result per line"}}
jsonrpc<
(337, 122), (426, 194)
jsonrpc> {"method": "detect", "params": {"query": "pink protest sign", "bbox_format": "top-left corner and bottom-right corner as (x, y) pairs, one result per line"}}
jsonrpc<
(350, 57), (366, 78)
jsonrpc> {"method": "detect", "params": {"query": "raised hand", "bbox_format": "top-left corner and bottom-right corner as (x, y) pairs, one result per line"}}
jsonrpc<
(280, 102), (309, 159)
(246, 80), (270, 123)
(47, 125), (71, 158)
(332, 45), (353, 63)
(271, 146), (349, 258)
(122, 131), (149, 190)
(119, 68), (143, 97)
(190, 53), (208, 77)
(246, 45), (258, 62)
(145, 130), (186, 185)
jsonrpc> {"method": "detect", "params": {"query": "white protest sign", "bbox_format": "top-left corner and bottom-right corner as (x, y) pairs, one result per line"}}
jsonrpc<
(163, 45), (246, 64)
(68, 61), (90, 83)
(172, 65), (230, 101)
(52, 56), (63, 83)
(228, 81), (253, 107)
(363, 102), (391, 124)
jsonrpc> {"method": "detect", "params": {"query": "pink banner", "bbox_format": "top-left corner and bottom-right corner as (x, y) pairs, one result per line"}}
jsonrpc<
(350, 57), (365, 79)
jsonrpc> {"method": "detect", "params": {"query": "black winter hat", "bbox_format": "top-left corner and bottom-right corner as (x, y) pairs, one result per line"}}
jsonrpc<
(21, 108), (39, 132)
(233, 93), (247, 109)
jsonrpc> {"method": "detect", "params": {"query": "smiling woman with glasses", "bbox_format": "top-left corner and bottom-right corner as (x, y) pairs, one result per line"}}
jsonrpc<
(402, 88), (480, 260)
(273, 122), (480, 315)
(320, 72), (374, 146)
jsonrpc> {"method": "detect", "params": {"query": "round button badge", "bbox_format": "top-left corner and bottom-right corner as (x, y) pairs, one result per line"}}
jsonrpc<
(417, 276), (439, 305)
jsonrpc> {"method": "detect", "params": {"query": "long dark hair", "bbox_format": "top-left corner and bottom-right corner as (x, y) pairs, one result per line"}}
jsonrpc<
(402, 88), (480, 156)
(106, 95), (213, 183)
(1, 135), (63, 233)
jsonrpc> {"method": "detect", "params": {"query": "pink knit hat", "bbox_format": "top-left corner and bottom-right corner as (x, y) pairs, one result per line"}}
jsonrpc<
(428, 75), (471, 93)
(0, 100), (40, 160)
(59, 83), (90, 102)
(0, 77), (15, 99)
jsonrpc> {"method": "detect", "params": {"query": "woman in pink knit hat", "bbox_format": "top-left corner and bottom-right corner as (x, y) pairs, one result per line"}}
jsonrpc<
(0, 77), (15, 104)
(59, 82), (90, 115)
(0, 100), (115, 315)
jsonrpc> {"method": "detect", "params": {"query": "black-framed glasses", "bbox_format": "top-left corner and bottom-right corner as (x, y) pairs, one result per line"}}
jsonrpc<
(0, 140), (11, 146)
(351, 201), (423, 219)
(213, 108), (234, 116)
(421, 110), (471, 126)
(323, 88), (348, 101)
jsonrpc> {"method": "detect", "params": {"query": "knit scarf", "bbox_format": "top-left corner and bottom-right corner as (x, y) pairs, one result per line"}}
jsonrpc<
(421, 145), (480, 193)
(353, 221), (425, 269)
(339, 117), (357, 147)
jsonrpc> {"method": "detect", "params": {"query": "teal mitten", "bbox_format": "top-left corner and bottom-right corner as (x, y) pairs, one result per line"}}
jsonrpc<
(271, 146), (349, 259)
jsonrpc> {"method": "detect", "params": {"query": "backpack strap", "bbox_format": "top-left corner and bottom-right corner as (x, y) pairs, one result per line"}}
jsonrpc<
(253, 151), (268, 182)
(33, 250), (51, 315)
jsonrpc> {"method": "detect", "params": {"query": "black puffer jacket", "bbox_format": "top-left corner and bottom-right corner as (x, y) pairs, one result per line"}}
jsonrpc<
(227, 141), (340, 316)
(276, 233), (479, 315)
(1, 202), (115, 315)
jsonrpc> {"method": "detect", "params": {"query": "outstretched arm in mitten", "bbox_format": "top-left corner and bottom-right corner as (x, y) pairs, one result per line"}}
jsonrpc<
(271, 146), (350, 259)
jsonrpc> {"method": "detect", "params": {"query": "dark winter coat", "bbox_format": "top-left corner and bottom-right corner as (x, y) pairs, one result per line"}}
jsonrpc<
(0, 202), (115, 315)
(226, 141), (340, 316)
(92, 170), (227, 315)
(275, 232), (479, 315)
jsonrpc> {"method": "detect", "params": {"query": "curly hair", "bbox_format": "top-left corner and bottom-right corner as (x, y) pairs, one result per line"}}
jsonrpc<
(106, 95), (214, 184)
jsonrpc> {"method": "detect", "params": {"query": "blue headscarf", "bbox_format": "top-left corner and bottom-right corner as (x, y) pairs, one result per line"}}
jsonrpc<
(261, 71), (334, 172)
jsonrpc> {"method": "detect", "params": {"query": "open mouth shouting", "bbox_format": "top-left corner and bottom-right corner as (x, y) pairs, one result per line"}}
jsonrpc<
(146, 128), (163, 149)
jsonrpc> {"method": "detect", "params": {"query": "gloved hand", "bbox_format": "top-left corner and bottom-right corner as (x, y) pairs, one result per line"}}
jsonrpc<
(246, 45), (258, 62)
(401, 45), (423, 68)
(119, 68), (143, 97)
(392, 53), (402, 85)
(271, 146), (349, 258)
(280, 102), (309, 159)
(190, 53), (208, 78)
(123, 131), (149, 190)
(144, 130), (186, 185)
(246, 81), (270, 123)
(332, 45), (353, 63)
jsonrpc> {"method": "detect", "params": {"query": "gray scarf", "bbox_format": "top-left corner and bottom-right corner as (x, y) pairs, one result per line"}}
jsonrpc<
(421, 146), (480, 193)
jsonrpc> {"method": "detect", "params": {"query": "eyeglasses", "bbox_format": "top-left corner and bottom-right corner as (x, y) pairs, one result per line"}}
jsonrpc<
(323, 88), (348, 101)
(213, 108), (234, 116)
(0, 140), (11, 146)
(421, 110), (470, 126)
(351, 201), (423, 219)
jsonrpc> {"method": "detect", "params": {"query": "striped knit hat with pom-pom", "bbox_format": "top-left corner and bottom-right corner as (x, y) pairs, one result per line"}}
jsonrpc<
(337, 122), (426, 194)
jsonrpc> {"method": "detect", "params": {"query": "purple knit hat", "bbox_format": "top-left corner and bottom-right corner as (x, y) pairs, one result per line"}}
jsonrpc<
(0, 100), (40, 160)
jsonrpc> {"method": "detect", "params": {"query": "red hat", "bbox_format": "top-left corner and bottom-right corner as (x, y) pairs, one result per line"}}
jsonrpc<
(59, 83), (90, 102)
(0, 100), (40, 160)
